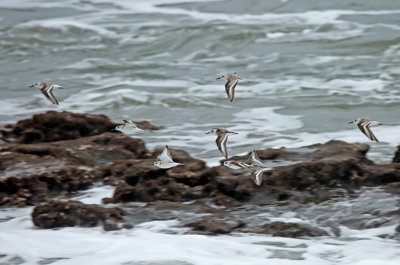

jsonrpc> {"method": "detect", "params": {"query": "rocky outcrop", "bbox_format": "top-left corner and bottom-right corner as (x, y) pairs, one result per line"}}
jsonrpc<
(242, 221), (329, 238)
(32, 200), (124, 230)
(184, 218), (245, 235)
(99, 140), (400, 207)
(393, 146), (400, 163)
(0, 132), (146, 206)
(0, 111), (150, 206)
(1, 111), (400, 235)
(228, 140), (400, 192)
(104, 153), (216, 203)
(1, 111), (117, 144)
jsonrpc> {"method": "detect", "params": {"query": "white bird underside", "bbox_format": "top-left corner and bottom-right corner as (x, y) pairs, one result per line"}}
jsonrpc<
(154, 145), (182, 169)
(115, 120), (144, 134)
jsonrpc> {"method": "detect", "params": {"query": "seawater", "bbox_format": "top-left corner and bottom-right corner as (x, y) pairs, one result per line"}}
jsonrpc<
(1, 0), (400, 264)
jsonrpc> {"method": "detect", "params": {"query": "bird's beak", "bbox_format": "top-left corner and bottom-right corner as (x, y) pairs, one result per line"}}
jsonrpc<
(205, 132), (211, 134)
(29, 85), (34, 87)
(216, 77), (221, 80)
(348, 121), (354, 124)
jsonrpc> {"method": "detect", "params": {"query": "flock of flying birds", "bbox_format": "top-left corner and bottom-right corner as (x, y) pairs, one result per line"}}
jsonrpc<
(30, 73), (383, 186)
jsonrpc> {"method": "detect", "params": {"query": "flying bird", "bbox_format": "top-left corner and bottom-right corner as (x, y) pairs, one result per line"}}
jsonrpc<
(349, 118), (382, 142)
(153, 145), (183, 169)
(216, 73), (246, 102)
(30, 82), (63, 105)
(247, 150), (272, 186)
(223, 150), (272, 186)
(113, 120), (144, 134)
(206, 127), (238, 159)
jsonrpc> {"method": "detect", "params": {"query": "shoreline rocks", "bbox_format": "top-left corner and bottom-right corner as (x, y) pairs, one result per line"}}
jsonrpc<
(1, 111), (400, 235)
(32, 200), (125, 231)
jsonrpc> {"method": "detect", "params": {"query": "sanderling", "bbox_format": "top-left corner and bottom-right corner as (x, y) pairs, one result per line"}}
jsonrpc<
(30, 82), (63, 105)
(223, 160), (251, 170)
(224, 150), (272, 186)
(349, 118), (382, 142)
(216, 73), (246, 102)
(153, 145), (183, 169)
(248, 150), (272, 186)
(206, 127), (238, 159)
(114, 120), (144, 134)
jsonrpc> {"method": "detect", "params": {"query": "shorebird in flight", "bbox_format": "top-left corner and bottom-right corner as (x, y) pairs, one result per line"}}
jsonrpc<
(216, 73), (246, 102)
(224, 150), (272, 186)
(153, 145), (183, 169)
(114, 120), (144, 134)
(349, 118), (382, 142)
(247, 150), (272, 186)
(206, 127), (238, 159)
(30, 82), (63, 105)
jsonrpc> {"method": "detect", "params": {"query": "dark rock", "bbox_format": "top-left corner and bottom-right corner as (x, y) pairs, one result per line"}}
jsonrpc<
(0, 133), (146, 206)
(393, 146), (400, 163)
(0, 166), (96, 206)
(229, 140), (370, 166)
(103, 220), (120, 231)
(32, 200), (124, 230)
(1, 111), (118, 144)
(208, 174), (255, 203)
(245, 221), (328, 238)
(103, 147), (215, 203)
(111, 177), (203, 203)
(253, 140), (400, 191)
(383, 182), (400, 195)
(184, 218), (245, 235)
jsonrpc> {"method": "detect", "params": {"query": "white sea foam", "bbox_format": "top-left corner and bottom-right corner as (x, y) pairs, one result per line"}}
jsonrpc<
(233, 107), (302, 133)
(0, 187), (400, 264)
(16, 20), (118, 39)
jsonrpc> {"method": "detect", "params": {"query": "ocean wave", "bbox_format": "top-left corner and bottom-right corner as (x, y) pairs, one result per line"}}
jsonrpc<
(0, 186), (399, 264)
(16, 20), (118, 39)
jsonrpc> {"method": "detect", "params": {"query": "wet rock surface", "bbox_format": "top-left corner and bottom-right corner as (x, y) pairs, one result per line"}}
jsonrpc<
(1, 111), (117, 144)
(242, 221), (329, 238)
(184, 218), (245, 235)
(0, 132), (146, 206)
(32, 200), (124, 230)
(0, 111), (399, 235)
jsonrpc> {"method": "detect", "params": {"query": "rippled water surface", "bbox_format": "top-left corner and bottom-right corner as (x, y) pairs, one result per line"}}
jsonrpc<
(1, 0), (400, 164)
(1, 0), (400, 264)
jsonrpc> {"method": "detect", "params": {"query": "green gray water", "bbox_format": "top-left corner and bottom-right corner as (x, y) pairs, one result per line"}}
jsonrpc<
(1, 0), (400, 164)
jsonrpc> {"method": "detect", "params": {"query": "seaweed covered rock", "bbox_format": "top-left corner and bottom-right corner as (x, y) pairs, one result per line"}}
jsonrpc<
(1, 111), (118, 144)
(0, 133), (147, 206)
(184, 218), (245, 235)
(32, 200), (124, 230)
(245, 221), (329, 238)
